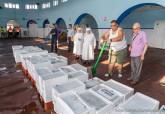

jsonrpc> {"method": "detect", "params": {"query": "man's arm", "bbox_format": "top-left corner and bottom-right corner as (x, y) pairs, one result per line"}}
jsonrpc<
(100, 30), (109, 43)
(111, 29), (124, 42)
(141, 43), (148, 61)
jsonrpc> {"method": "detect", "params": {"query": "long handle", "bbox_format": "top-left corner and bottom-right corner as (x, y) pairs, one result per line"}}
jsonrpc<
(92, 42), (108, 76)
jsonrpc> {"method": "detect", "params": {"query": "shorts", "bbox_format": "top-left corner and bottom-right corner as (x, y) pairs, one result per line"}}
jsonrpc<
(109, 48), (127, 64)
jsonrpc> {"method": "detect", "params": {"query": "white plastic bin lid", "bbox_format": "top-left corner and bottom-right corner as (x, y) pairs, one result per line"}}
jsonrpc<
(70, 64), (87, 72)
(91, 84), (122, 103)
(68, 70), (87, 79)
(41, 69), (66, 80)
(78, 90), (108, 110)
(53, 79), (84, 93)
(105, 79), (134, 95)
(36, 68), (52, 76)
(60, 66), (76, 74)
(51, 58), (64, 64)
(84, 77), (104, 89)
(60, 93), (91, 114)
(119, 92), (160, 113)
(29, 56), (49, 64)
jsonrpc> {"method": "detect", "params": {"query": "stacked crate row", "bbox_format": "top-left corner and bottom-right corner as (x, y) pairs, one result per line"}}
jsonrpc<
(12, 45), (163, 114)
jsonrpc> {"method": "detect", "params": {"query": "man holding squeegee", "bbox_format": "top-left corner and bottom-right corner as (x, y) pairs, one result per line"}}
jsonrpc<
(101, 20), (127, 78)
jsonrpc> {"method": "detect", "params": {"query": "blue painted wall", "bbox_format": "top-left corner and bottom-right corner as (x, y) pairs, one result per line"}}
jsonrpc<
(0, 0), (165, 28)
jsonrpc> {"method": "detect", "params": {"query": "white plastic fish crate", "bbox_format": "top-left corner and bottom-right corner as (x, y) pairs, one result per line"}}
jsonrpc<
(90, 84), (124, 107)
(52, 79), (86, 109)
(70, 63), (88, 72)
(14, 46), (47, 63)
(77, 90), (114, 114)
(35, 68), (53, 93)
(55, 92), (95, 114)
(20, 50), (48, 64)
(112, 92), (160, 114)
(159, 105), (165, 114)
(39, 69), (68, 103)
(26, 57), (51, 81)
(104, 79), (134, 101)
(13, 49), (27, 63)
(59, 66), (77, 74)
(84, 77), (105, 89)
(12, 45), (23, 51)
(21, 51), (48, 70)
(68, 70), (89, 82)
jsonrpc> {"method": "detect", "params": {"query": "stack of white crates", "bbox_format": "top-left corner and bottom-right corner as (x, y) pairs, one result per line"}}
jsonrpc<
(13, 46), (48, 63)
(26, 56), (51, 81)
(112, 92), (160, 114)
(90, 84), (124, 107)
(20, 50), (48, 69)
(56, 65), (89, 82)
(35, 68), (53, 93)
(105, 80), (134, 101)
(26, 54), (68, 82)
(39, 69), (68, 103)
(77, 90), (114, 114)
(84, 77), (105, 89)
(55, 92), (95, 114)
(52, 79), (86, 111)
(12, 45), (23, 57)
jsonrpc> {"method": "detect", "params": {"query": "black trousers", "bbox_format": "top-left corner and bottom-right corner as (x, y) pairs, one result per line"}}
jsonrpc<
(51, 38), (58, 53)
(8, 32), (13, 38)
(68, 37), (73, 52)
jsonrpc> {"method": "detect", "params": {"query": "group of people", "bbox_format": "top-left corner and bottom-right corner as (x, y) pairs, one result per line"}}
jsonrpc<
(0, 26), (21, 38)
(67, 24), (96, 65)
(0, 26), (7, 38)
(49, 20), (148, 85)
(7, 26), (21, 38)
(101, 20), (148, 85)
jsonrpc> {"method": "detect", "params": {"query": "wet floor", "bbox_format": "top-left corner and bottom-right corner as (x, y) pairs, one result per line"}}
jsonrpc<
(0, 38), (165, 114)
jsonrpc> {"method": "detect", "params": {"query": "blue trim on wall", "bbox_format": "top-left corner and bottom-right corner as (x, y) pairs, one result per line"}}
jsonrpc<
(56, 18), (65, 25)
(117, 3), (163, 24)
(43, 19), (50, 28)
(74, 13), (90, 25)
(27, 20), (37, 28)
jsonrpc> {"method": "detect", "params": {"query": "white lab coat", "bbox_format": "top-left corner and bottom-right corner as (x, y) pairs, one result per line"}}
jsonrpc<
(73, 32), (84, 55)
(82, 33), (96, 60)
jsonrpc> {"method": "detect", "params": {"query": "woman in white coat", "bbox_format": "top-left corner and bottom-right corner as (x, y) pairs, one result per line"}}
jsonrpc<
(73, 27), (84, 59)
(82, 28), (96, 65)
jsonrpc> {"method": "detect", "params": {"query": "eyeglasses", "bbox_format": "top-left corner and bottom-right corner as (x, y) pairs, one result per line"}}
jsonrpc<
(133, 28), (138, 30)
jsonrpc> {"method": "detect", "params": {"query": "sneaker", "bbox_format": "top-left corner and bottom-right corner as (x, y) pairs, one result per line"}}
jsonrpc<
(118, 73), (123, 78)
(105, 72), (112, 77)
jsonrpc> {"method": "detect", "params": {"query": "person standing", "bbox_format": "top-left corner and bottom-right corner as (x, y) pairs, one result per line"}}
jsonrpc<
(73, 27), (84, 59)
(16, 26), (21, 38)
(49, 24), (61, 53)
(128, 22), (148, 85)
(101, 20), (127, 78)
(8, 26), (13, 38)
(67, 24), (75, 52)
(82, 28), (96, 65)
